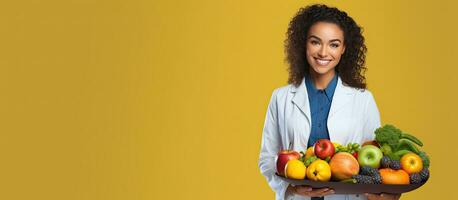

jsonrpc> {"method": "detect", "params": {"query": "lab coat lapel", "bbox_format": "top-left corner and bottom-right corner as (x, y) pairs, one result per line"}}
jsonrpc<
(291, 78), (311, 125)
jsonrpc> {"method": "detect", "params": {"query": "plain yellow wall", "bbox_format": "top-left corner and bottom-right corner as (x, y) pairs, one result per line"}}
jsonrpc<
(0, 0), (456, 199)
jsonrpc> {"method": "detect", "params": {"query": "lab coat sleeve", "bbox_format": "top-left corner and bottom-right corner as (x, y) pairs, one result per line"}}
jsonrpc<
(258, 89), (290, 200)
(362, 91), (381, 142)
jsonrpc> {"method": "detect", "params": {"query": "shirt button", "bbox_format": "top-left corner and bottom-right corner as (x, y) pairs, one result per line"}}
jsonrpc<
(320, 107), (323, 111)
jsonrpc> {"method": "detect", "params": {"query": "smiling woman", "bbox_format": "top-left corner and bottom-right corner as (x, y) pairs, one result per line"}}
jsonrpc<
(305, 22), (346, 89)
(285, 4), (367, 90)
(258, 4), (399, 200)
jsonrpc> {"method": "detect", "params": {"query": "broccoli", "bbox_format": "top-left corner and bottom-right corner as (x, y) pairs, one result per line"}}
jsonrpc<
(374, 124), (423, 160)
(375, 124), (402, 149)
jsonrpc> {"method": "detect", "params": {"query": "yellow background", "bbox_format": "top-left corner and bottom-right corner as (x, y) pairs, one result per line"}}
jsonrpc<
(0, 0), (455, 199)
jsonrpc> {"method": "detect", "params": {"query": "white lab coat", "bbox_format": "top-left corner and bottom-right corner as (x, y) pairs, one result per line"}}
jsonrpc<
(258, 76), (381, 200)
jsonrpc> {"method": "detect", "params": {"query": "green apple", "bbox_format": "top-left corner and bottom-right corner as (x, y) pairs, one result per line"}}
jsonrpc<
(357, 145), (383, 168)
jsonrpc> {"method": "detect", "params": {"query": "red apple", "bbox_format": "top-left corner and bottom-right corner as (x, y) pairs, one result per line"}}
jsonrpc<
(314, 139), (335, 160)
(276, 150), (301, 176)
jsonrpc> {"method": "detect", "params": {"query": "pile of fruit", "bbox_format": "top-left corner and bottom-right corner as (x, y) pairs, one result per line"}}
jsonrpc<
(276, 124), (430, 185)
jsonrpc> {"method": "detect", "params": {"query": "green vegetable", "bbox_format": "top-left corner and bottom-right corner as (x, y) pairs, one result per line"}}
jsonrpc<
(380, 144), (392, 155)
(374, 124), (424, 160)
(380, 144), (399, 160)
(394, 149), (412, 158)
(418, 151), (430, 168)
(375, 124), (402, 148)
(401, 133), (423, 147)
(397, 139), (420, 154)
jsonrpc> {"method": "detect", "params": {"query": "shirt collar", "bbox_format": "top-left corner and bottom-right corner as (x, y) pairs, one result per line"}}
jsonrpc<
(305, 73), (338, 101)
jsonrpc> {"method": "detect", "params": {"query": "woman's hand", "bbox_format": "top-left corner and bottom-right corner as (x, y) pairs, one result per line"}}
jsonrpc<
(287, 185), (335, 197)
(364, 193), (401, 200)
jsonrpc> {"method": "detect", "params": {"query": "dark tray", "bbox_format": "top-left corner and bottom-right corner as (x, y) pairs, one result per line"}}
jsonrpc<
(277, 174), (427, 194)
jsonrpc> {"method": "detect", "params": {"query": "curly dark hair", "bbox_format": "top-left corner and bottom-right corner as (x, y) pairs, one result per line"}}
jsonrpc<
(285, 4), (367, 89)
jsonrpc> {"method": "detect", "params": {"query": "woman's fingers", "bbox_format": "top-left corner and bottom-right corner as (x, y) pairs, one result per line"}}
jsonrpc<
(305, 187), (329, 196)
(313, 188), (335, 196)
(364, 193), (401, 200)
(294, 186), (334, 197)
(364, 193), (378, 200)
(381, 193), (401, 200)
(295, 186), (312, 193)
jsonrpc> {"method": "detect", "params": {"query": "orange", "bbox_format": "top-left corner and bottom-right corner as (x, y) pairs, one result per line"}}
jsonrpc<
(379, 168), (410, 184)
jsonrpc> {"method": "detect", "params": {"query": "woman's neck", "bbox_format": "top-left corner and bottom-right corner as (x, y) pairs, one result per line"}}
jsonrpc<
(309, 70), (336, 90)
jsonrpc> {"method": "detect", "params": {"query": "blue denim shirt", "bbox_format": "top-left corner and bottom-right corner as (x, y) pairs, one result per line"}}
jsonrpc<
(305, 74), (338, 148)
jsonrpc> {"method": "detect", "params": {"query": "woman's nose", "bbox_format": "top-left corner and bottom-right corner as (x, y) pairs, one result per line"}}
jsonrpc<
(318, 46), (328, 57)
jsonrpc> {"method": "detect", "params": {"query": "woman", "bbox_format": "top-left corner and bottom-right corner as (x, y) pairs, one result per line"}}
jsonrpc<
(258, 4), (400, 200)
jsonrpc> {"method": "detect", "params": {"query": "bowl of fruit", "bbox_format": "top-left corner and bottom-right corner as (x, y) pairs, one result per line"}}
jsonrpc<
(276, 124), (430, 194)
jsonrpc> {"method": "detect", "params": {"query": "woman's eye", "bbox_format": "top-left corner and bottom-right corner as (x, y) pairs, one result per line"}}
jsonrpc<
(330, 43), (339, 48)
(310, 40), (319, 45)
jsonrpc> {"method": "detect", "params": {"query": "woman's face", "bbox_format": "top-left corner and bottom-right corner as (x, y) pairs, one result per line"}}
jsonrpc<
(306, 22), (346, 77)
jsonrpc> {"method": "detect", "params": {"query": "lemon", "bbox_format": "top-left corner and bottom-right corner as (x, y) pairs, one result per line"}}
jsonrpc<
(285, 159), (306, 179)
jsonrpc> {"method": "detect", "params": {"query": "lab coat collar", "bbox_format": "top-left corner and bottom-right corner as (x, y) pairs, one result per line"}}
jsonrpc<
(291, 75), (355, 124)
(291, 78), (311, 124)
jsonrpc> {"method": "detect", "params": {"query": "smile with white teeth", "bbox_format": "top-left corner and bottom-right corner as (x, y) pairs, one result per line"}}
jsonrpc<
(315, 58), (331, 66)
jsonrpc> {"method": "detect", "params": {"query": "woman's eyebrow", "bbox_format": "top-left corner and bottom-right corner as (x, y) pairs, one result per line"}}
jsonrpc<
(308, 35), (342, 43)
